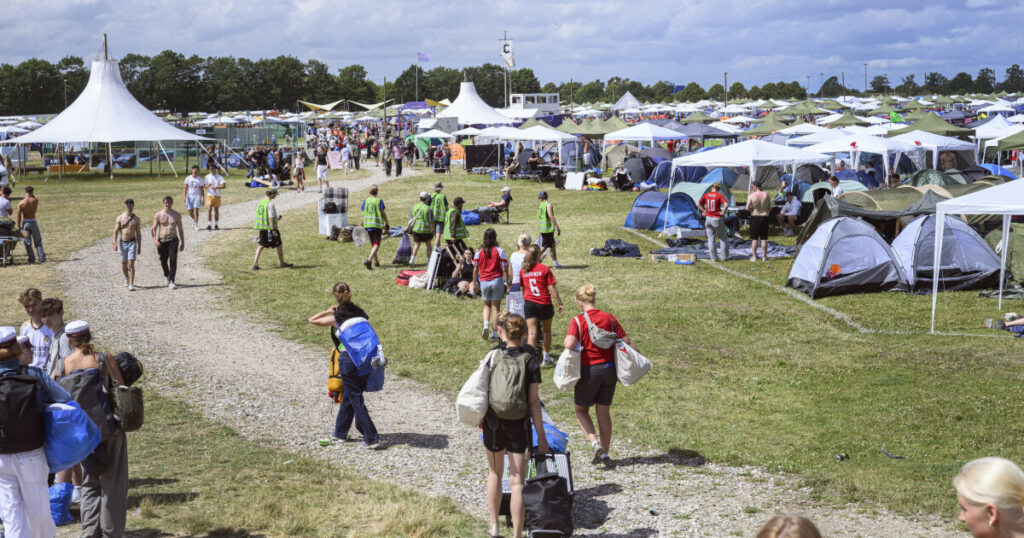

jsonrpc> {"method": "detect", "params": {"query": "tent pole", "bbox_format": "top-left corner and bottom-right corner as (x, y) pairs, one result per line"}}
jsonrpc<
(198, 142), (229, 176)
(149, 142), (153, 175)
(59, 145), (63, 181)
(157, 141), (178, 177)
(185, 141), (190, 170)
(999, 214), (1010, 310)
(107, 143), (113, 179)
(930, 209), (945, 333)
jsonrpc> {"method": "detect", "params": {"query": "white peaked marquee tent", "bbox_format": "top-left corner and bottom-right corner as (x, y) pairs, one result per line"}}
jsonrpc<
(6, 37), (210, 178)
(437, 81), (514, 126)
(672, 139), (830, 192)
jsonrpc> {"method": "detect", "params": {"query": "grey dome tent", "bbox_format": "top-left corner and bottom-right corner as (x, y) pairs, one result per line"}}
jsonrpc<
(787, 217), (908, 298)
(890, 214), (1003, 291)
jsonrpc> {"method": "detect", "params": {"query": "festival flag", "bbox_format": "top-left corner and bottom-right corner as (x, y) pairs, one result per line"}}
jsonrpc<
(417, 52), (429, 62)
(889, 111), (905, 123)
(500, 40), (515, 68)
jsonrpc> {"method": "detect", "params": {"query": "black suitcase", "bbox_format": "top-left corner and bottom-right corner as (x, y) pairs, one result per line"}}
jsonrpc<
(500, 451), (574, 534)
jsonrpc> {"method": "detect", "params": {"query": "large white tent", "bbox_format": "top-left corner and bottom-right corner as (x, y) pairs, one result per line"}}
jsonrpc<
(929, 179), (1024, 332)
(602, 123), (687, 152)
(413, 129), (454, 141)
(804, 133), (920, 180)
(672, 139), (830, 191)
(889, 130), (975, 170)
(611, 91), (642, 111)
(437, 81), (513, 126)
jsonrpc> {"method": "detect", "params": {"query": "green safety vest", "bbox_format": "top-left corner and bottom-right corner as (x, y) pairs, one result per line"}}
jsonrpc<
(430, 192), (447, 222)
(362, 197), (385, 229)
(537, 201), (554, 233)
(254, 198), (273, 230)
(444, 208), (468, 240)
(410, 202), (432, 234)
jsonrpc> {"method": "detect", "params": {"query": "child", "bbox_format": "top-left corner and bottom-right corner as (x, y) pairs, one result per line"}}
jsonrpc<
(294, 153), (306, 192)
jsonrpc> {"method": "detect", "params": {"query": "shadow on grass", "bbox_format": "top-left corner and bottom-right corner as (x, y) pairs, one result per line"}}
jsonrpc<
(205, 527), (267, 537)
(613, 448), (707, 469)
(573, 482), (623, 529)
(128, 477), (179, 488)
(121, 528), (176, 537)
(552, 264), (589, 270)
(384, 432), (449, 449)
(127, 491), (199, 506)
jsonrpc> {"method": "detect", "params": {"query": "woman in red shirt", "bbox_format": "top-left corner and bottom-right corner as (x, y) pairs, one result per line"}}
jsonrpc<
(519, 245), (563, 366)
(473, 228), (509, 342)
(563, 283), (638, 467)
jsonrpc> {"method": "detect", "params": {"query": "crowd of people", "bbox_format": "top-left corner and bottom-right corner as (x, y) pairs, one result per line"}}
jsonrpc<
(1, 288), (129, 538)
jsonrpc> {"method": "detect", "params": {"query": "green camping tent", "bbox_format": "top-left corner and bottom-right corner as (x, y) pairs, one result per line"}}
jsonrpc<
(887, 111), (975, 136)
(518, 117), (554, 129)
(900, 100), (926, 111)
(996, 129), (1024, 152)
(829, 112), (870, 127)
(866, 103), (897, 116)
(557, 120), (583, 135)
(670, 181), (733, 206)
(903, 168), (964, 187)
(779, 100), (831, 116)
(680, 111), (716, 124)
(743, 112), (791, 137)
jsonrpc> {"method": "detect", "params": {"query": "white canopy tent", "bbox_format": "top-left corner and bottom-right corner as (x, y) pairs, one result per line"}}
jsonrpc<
(7, 49), (210, 177)
(413, 129), (455, 141)
(888, 130), (976, 170)
(929, 179), (1024, 332)
(451, 126), (483, 137)
(672, 139), (830, 192)
(437, 81), (514, 126)
(601, 123), (687, 153)
(786, 128), (852, 147)
(804, 133), (920, 181)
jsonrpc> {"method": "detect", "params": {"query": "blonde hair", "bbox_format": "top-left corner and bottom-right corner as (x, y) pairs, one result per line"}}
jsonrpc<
(332, 282), (352, 305)
(518, 234), (532, 248)
(756, 515), (822, 538)
(503, 313), (526, 342)
(67, 331), (96, 357)
(575, 283), (597, 305)
(523, 245), (542, 273)
(954, 457), (1024, 521)
(0, 342), (22, 362)
(18, 288), (42, 307)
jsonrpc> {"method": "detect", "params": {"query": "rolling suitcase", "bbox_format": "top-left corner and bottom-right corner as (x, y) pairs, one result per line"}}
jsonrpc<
(500, 450), (574, 534)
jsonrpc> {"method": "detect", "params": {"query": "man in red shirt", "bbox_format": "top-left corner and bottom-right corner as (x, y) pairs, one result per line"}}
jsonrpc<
(698, 182), (730, 261)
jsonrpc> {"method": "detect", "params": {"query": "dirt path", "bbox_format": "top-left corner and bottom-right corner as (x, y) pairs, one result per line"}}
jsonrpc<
(57, 165), (960, 536)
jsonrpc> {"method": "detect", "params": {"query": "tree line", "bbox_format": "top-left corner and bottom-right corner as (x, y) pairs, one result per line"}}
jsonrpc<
(1, 51), (1023, 116)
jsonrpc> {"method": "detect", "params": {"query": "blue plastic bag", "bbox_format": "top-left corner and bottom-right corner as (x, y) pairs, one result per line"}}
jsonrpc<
(337, 318), (381, 375)
(532, 423), (569, 453)
(43, 401), (102, 473)
(462, 211), (481, 226)
(366, 364), (385, 392)
(49, 482), (74, 526)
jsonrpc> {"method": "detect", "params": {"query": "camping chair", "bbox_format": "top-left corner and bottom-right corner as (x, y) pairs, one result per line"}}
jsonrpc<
(498, 197), (512, 224)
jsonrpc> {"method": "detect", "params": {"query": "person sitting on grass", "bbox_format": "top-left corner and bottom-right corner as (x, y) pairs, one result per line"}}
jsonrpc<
(444, 247), (479, 297)
(777, 191), (801, 237)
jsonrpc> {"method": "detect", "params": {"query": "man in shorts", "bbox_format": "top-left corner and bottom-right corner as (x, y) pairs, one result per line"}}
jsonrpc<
(537, 191), (562, 268)
(182, 165), (205, 230)
(745, 182), (770, 262)
(252, 189), (293, 270)
(407, 192), (433, 266)
(204, 167), (226, 230)
(113, 198), (141, 290)
(430, 182), (448, 249)
(151, 195), (185, 289)
(315, 145), (330, 192)
(361, 185), (390, 270)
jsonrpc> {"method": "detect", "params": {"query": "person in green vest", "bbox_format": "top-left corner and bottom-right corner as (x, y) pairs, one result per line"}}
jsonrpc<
(407, 191), (433, 265)
(361, 185), (390, 271)
(429, 181), (448, 249)
(444, 196), (468, 255)
(537, 191), (562, 268)
(252, 189), (293, 270)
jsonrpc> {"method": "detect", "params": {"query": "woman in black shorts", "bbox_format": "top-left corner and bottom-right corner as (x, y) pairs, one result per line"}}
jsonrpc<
(482, 314), (548, 538)
(519, 245), (563, 367)
(564, 283), (638, 467)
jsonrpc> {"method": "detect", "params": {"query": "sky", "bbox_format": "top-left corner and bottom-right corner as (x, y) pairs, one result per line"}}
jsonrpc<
(2, 0), (1023, 91)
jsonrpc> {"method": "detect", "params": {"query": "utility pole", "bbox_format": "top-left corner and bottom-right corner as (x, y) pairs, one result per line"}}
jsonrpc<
(501, 30), (509, 108)
(723, 72), (728, 103)
(570, 77), (574, 108)
(864, 63), (868, 93)
(63, 78), (67, 108)
(841, 71), (845, 100)
(805, 75), (810, 99)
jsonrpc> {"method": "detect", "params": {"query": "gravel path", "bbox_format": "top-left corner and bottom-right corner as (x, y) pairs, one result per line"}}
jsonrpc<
(56, 165), (961, 537)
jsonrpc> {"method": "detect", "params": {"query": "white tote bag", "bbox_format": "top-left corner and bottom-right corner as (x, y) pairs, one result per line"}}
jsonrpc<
(552, 348), (581, 391)
(614, 340), (652, 386)
(455, 351), (497, 427)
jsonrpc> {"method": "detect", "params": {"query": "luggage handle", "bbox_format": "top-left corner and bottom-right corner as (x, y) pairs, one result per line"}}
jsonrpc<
(531, 451), (557, 475)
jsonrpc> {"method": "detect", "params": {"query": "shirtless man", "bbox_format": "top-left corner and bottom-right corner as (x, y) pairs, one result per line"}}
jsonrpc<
(17, 186), (45, 263)
(113, 199), (141, 291)
(151, 196), (184, 289)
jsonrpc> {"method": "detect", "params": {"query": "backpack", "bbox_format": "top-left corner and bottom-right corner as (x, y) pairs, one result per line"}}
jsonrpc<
(113, 352), (143, 386)
(488, 350), (531, 420)
(110, 385), (144, 433)
(0, 367), (45, 454)
(58, 355), (119, 439)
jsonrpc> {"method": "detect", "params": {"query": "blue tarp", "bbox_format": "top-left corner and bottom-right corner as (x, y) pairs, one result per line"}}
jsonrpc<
(835, 169), (880, 189)
(700, 167), (739, 188)
(979, 163), (1017, 179)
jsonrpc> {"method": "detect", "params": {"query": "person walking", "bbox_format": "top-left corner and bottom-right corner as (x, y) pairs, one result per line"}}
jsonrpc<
(151, 196), (184, 289)
(537, 191), (563, 268)
(340, 142), (352, 175)
(745, 181), (770, 262)
(252, 189), (293, 270)
(183, 165), (205, 231)
(520, 245), (563, 366)
(481, 314), (549, 538)
(506, 234), (531, 317)
(444, 196), (469, 254)
(361, 185), (390, 270)
(113, 198), (141, 291)
(55, 321), (129, 538)
(430, 182), (448, 249)
(407, 192), (433, 266)
(308, 282), (382, 449)
(564, 283), (638, 467)
(0, 326), (72, 538)
(474, 228), (509, 342)
(393, 139), (404, 177)
(381, 144), (393, 177)
(698, 182), (730, 261)
(16, 186), (45, 263)
(204, 167), (226, 230)
(293, 152), (306, 192)
(315, 145), (330, 192)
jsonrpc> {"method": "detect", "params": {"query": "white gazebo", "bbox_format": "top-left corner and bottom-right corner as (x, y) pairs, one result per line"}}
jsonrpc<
(602, 122), (687, 152)
(672, 139), (830, 191)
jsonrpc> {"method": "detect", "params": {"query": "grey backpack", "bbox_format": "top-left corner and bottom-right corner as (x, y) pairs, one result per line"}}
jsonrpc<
(488, 350), (530, 420)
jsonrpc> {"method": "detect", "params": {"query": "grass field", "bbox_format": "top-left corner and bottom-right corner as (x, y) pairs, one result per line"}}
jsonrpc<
(204, 166), (1024, 517)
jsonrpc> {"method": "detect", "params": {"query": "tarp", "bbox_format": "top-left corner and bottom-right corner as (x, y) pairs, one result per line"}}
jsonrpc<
(801, 180), (868, 202)
(611, 91), (642, 111)
(603, 123), (687, 143)
(903, 168), (964, 187)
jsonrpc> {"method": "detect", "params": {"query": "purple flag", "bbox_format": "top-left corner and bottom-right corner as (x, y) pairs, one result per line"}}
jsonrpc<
(417, 52), (429, 62)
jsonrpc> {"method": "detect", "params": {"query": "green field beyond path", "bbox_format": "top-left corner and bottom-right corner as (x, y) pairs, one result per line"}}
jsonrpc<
(206, 168), (1024, 516)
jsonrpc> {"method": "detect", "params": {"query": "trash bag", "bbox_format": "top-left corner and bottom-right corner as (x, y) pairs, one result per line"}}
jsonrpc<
(43, 401), (102, 473)
(392, 235), (412, 264)
(49, 482), (75, 526)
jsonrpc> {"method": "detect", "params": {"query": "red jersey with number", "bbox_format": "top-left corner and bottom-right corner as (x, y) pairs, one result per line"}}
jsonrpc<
(520, 263), (556, 305)
(699, 191), (728, 218)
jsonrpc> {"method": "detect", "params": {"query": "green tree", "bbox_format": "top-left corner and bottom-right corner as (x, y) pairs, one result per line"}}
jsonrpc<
(817, 76), (846, 98)
(648, 80), (675, 103)
(945, 72), (974, 95)
(895, 74), (919, 96)
(557, 80), (582, 104)
(509, 68), (541, 94)
(677, 82), (705, 102)
(1000, 64), (1024, 93)
(576, 79), (605, 102)
(747, 85), (761, 100)
(922, 72), (948, 94)
(727, 81), (747, 100)
(423, 66), (462, 102)
(604, 77), (645, 104)
(706, 83), (725, 101)
(974, 67), (996, 94)
(541, 82), (558, 94)
(56, 56), (88, 107)
(118, 53), (152, 101)
(870, 74), (889, 93)
(392, 64), (424, 103)
(8, 58), (62, 113)
(461, 63), (506, 106)
(304, 59), (340, 104)
(336, 64), (376, 104)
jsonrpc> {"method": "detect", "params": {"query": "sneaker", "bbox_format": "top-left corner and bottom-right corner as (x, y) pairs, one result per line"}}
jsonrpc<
(599, 454), (614, 468)
(252, 265), (260, 270)
(364, 440), (383, 450)
(128, 284), (135, 291)
(168, 281), (177, 290)
(214, 224), (220, 230)
(750, 256), (757, 262)
(542, 357), (555, 368)
(125, 277), (130, 287)
(490, 333), (499, 342)
(553, 261), (564, 268)
(206, 224), (212, 230)
(330, 433), (347, 442)
(71, 485), (81, 504)
(280, 262), (294, 268)
(164, 278), (170, 286)
(482, 327), (490, 341)
(364, 260), (373, 270)
(591, 443), (604, 465)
